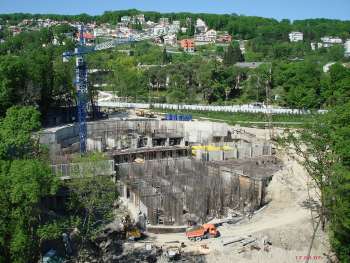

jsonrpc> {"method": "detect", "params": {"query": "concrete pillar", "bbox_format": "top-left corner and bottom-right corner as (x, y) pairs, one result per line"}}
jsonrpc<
(146, 136), (152, 147)
(179, 137), (185, 147)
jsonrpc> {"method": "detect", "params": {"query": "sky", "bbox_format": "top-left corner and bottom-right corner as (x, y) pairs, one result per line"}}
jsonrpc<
(0, 0), (349, 21)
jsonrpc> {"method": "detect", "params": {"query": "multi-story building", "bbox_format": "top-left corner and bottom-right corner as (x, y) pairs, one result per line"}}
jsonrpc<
(153, 24), (167, 36)
(164, 34), (177, 46)
(168, 20), (181, 34)
(159, 17), (170, 26)
(289, 32), (303, 42)
(345, 40), (350, 57)
(195, 18), (208, 33)
(121, 16), (131, 23)
(217, 33), (232, 43)
(173, 21), (181, 30)
(321, 36), (343, 44)
(321, 36), (343, 48)
(194, 33), (206, 42)
(180, 39), (195, 52)
(93, 28), (109, 37)
(136, 14), (145, 24)
(206, 29), (217, 42)
(194, 29), (217, 43)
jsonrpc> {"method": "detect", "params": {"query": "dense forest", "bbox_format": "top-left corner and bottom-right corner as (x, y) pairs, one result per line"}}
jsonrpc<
(0, 10), (349, 262)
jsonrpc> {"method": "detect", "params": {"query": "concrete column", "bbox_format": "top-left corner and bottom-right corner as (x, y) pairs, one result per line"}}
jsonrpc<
(146, 136), (152, 147)
(179, 137), (185, 147)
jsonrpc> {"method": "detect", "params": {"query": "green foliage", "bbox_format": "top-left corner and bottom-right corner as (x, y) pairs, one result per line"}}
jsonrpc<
(281, 102), (350, 262)
(223, 41), (243, 66)
(0, 106), (41, 159)
(321, 63), (350, 107)
(0, 159), (58, 263)
(65, 154), (118, 242)
(0, 106), (59, 262)
(273, 61), (322, 108)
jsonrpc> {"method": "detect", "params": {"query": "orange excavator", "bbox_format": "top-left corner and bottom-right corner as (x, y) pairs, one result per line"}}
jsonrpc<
(185, 224), (220, 241)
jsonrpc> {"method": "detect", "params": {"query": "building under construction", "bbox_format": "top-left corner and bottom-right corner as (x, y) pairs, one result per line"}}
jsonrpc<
(117, 156), (280, 227)
(40, 117), (279, 228)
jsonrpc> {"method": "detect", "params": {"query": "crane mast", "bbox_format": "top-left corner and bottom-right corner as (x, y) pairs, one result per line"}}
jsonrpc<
(63, 25), (151, 153)
(75, 26), (88, 153)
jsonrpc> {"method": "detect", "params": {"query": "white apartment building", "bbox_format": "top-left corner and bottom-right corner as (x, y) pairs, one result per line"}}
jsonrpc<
(289, 32), (303, 42)
(164, 34), (177, 46)
(345, 40), (350, 57)
(173, 20), (181, 29)
(195, 18), (208, 33)
(194, 29), (217, 43)
(167, 21), (181, 34)
(206, 29), (217, 42)
(153, 25), (167, 36)
(159, 17), (170, 26)
(121, 16), (131, 23)
(94, 28), (109, 37)
(321, 36), (343, 44)
(136, 14), (145, 24)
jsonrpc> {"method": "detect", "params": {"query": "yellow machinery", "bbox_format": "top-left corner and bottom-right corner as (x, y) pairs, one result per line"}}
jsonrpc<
(135, 109), (155, 118)
(191, 145), (233, 156)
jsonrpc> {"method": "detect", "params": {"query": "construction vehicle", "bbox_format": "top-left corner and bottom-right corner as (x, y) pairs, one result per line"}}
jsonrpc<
(122, 214), (142, 241)
(135, 109), (155, 118)
(185, 223), (219, 241)
(126, 227), (141, 240)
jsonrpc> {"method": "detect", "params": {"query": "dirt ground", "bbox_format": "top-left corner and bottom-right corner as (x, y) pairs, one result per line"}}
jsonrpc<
(141, 136), (331, 263)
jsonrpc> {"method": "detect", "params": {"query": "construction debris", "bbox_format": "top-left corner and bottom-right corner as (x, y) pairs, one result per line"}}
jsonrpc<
(222, 237), (246, 246)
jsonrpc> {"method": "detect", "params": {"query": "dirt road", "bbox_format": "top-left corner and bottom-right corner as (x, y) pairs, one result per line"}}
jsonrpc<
(145, 151), (330, 262)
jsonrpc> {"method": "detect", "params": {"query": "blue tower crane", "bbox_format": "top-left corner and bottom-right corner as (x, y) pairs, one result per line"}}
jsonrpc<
(63, 25), (149, 153)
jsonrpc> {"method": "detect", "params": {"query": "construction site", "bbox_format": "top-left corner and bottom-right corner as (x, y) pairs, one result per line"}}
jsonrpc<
(39, 109), (329, 262)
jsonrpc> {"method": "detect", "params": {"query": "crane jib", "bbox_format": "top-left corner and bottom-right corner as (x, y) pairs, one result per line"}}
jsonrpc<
(62, 25), (150, 153)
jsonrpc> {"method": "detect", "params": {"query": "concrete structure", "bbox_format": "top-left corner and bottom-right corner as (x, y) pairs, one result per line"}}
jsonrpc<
(159, 17), (170, 26)
(121, 16), (131, 23)
(164, 34), (177, 46)
(172, 21), (181, 31)
(289, 32), (303, 42)
(321, 36), (343, 45)
(153, 24), (167, 36)
(118, 156), (280, 226)
(217, 33), (232, 43)
(234, 62), (264, 69)
(135, 14), (145, 24)
(194, 29), (217, 43)
(40, 116), (269, 150)
(323, 62), (336, 73)
(51, 160), (115, 179)
(41, 116), (278, 230)
(195, 18), (208, 33)
(345, 40), (350, 57)
(179, 39), (195, 52)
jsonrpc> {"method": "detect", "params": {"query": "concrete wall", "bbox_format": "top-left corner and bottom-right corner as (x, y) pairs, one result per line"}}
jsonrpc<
(39, 119), (231, 154)
(39, 119), (271, 162)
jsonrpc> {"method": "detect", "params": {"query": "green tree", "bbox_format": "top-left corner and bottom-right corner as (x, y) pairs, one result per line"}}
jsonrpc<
(0, 106), (41, 160)
(282, 102), (350, 262)
(223, 42), (243, 66)
(274, 61), (322, 109)
(65, 154), (118, 244)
